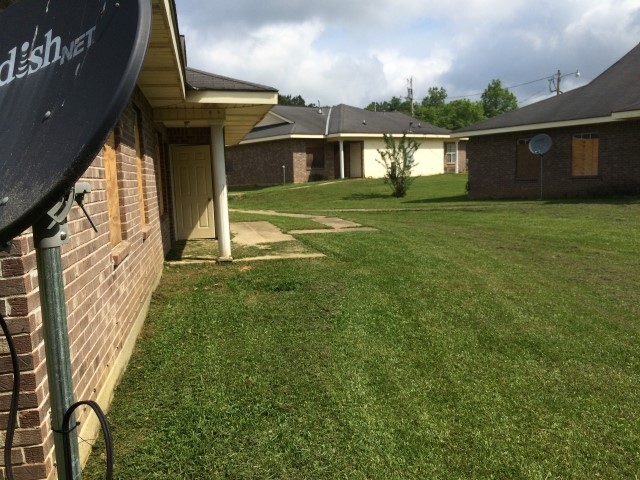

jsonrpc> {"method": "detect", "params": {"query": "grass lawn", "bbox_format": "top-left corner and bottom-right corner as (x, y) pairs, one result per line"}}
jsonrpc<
(84, 175), (640, 479)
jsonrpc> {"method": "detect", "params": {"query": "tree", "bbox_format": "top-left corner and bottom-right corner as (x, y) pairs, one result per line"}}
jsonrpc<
(278, 94), (308, 106)
(421, 86), (447, 108)
(365, 96), (411, 114)
(439, 99), (485, 130)
(366, 78), (519, 130)
(414, 88), (484, 130)
(481, 79), (518, 118)
(376, 133), (420, 197)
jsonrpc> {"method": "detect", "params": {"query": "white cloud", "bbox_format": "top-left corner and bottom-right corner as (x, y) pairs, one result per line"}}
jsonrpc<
(175, 0), (640, 107)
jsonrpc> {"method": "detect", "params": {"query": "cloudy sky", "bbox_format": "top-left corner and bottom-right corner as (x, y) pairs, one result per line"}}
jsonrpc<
(174, 0), (640, 108)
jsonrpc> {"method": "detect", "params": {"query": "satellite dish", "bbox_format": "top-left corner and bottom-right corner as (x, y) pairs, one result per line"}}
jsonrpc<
(0, 0), (151, 244)
(529, 133), (552, 155)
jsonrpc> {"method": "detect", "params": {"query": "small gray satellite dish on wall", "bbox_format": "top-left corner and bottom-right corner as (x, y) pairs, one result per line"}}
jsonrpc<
(0, 0), (151, 244)
(529, 133), (552, 155)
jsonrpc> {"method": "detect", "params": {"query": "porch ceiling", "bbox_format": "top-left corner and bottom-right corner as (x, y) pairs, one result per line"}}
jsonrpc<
(138, 1), (278, 145)
(137, 0), (186, 108)
(154, 101), (277, 146)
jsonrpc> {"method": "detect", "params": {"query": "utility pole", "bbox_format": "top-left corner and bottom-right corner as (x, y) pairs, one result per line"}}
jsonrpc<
(550, 69), (579, 96)
(407, 77), (414, 117)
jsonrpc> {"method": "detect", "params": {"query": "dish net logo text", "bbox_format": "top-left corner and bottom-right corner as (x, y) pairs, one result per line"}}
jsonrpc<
(0, 26), (97, 87)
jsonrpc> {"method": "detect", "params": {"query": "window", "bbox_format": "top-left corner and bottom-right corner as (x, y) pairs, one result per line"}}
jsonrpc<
(572, 133), (599, 177)
(516, 138), (539, 180)
(306, 144), (325, 170)
(133, 107), (147, 228)
(445, 142), (457, 164)
(104, 130), (122, 247)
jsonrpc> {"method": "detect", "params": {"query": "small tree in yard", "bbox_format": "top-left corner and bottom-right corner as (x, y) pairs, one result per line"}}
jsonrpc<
(376, 133), (420, 197)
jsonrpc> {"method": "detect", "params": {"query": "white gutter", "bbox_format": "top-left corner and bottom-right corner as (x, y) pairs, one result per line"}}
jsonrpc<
(324, 106), (333, 136)
(451, 114), (635, 138)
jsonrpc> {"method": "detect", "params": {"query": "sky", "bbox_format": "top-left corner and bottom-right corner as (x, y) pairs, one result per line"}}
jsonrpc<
(174, 0), (640, 109)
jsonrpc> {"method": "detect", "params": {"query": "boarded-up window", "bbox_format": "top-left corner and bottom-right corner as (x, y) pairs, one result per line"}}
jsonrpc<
(516, 139), (539, 180)
(104, 131), (122, 247)
(572, 133), (599, 177)
(306, 145), (325, 169)
(154, 133), (165, 216)
(134, 108), (147, 227)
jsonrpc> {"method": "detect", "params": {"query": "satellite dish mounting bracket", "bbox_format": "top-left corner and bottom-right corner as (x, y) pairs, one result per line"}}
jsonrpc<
(33, 182), (96, 249)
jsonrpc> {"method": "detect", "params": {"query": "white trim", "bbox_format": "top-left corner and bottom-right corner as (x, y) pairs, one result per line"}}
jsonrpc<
(186, 90), (277, 105)
(162, 0), (186, 99)
(612, 109), (640, 119)
(327, 133), (450, 140)
(451, 114), (631, 137)
(239, 134), (326, 145)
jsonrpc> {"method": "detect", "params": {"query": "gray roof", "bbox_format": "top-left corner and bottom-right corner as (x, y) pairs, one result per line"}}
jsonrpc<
(455, 42), (640, 134)
(245, 104), (450, 141)
(186, 67), (278, 93)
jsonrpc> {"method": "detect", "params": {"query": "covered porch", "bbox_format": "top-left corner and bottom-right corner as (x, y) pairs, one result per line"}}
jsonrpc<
(137, 1), (278, 260)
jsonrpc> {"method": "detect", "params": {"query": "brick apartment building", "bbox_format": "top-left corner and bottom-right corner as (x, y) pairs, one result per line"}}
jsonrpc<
(225, 104), (466, 186)
(0, 1), (276, 478)
(454, 42), (640, 200)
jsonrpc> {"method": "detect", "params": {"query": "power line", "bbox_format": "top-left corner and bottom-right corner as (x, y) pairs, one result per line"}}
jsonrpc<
(446, 73), (571, 100)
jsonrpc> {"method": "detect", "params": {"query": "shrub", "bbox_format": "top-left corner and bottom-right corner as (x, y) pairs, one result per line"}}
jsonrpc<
(376, 133), (420, 197)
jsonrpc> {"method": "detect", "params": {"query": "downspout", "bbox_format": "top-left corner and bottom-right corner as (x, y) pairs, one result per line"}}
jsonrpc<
(324, 106), (333, 136)
(324, 107), (346, 178)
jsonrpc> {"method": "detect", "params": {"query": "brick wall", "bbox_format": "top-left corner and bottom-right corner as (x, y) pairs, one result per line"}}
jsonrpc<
(467, 120), (640, 199)
(0, 88), (171, 479)
(225, 139), (339, 186)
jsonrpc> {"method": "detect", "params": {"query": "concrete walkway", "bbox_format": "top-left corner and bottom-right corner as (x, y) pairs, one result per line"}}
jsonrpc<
(230, 208), (377, 243)
(230, 221), (295, 246)
(166, 209), (377, 264)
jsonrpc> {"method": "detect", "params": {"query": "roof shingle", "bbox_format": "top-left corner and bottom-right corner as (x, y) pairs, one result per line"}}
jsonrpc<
(244, 104), (450, 141)
(186, 67), (278, 93)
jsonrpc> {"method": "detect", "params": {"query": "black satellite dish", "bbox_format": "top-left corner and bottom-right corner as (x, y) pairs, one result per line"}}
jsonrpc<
(0, 0), (151, 244)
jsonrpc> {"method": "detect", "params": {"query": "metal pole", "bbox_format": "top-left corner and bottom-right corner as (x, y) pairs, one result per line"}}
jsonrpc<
(34, 217), (81, 480)
(539, 154), (544, 200)
(282, 165), (285, 185)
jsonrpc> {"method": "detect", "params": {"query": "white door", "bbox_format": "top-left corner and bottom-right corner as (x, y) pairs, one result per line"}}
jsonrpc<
(172, 146), (215, 240)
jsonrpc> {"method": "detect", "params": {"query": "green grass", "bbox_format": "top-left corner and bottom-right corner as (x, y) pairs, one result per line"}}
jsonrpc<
(84, 175), (640, 479)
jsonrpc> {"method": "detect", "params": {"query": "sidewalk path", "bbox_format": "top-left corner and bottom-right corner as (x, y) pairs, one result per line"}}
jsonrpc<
(230, 209), (377, 239)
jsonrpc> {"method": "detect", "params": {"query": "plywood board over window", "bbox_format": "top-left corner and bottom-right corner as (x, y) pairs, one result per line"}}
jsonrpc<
(133, 107), (147, 227)
(516, 139), (539, 180)
(572, 133), (599, 177)
(155, 133), (166, 216)
(104, 130), (122, 247)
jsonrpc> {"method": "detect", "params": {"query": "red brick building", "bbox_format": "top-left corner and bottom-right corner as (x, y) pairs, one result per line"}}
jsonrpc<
(0, 2), (276, 478)
(455, 43), (640, 200)
(225, 104), (465, 186)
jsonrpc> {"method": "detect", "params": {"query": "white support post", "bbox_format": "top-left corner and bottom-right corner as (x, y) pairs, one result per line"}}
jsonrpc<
(210, 123), (232, 261)
(339, 140), (345, 179)
(455, 142), (460, 174)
